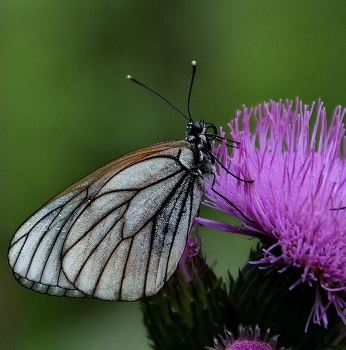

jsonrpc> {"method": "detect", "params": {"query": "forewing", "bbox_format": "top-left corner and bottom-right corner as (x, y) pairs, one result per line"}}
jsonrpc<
(62, 146), (205, 301)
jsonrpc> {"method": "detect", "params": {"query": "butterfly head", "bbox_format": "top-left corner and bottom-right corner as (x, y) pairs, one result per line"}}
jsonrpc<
(186, 120), (206, 141)
(185, 120), (218, 148)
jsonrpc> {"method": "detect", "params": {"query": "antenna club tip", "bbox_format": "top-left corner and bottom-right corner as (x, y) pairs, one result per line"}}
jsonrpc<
(127, 75), (133, 80)
(191, 60), (197, 66)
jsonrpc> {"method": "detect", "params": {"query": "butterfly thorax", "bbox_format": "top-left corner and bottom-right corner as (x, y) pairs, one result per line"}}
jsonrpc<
(185, 121), (216, 178)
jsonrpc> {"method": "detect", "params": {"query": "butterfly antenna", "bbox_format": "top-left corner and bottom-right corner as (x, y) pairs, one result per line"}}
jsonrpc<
(187, 60), (197, 122)
(127, 75), (190, 122)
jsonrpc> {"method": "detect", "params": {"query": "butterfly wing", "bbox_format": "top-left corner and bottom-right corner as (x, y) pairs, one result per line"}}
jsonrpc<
(8, 186), (88, 297)
(8, 140), (205, 300)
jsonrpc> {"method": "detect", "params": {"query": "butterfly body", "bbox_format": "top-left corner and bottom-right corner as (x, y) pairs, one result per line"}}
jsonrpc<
(8, 121), (216, 301)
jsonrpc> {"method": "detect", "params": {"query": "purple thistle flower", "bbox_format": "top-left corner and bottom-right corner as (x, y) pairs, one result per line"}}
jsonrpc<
(206, 326), (283, 350)
(197, 99), (346, 328)
(177, 233), (204, 282)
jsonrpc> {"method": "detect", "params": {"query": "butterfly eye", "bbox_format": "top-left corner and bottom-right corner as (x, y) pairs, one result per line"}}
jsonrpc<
(191, 121), (204, 134)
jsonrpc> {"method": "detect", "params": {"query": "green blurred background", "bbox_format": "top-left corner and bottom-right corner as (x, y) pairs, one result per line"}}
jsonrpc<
(2, 1), (346, 349)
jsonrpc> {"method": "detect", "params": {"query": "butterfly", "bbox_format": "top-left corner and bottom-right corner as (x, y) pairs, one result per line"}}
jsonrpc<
(8, 61), (249, 301)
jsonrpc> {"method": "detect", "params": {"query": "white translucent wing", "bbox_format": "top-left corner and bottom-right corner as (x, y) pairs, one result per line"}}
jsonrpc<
(8, 188), (90, 297)
(62, 148), (204, 301)
(8, 140), (204, 300)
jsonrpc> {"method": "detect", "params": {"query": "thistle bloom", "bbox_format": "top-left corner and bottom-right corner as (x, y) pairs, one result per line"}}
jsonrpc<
(206, 326), (283, 350)
(198, 99), (346, 328)
(177, 234), (203, 282)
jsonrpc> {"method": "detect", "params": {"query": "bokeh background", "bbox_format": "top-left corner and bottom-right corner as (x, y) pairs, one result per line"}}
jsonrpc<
(2, 2), (346, 349)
